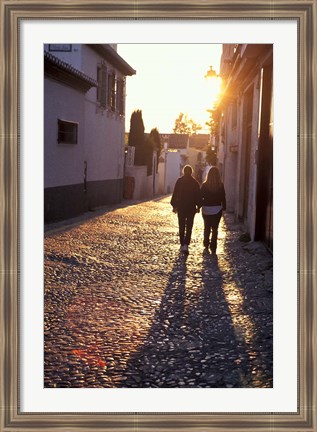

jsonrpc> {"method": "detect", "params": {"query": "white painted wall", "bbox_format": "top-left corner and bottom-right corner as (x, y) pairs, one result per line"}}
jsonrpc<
(165, 151), (182, 194)
(44, 44), (82, 70)
(83, 99), (125, 182)
(158, 150), (182, 194)
(81, 46), (126, 183)
(125, 165), (148, 199)
(44, 79), (86, 188)
(44, 45), (126, 189)
(158, 161), (165, 194)
(125, 151), (159, 200)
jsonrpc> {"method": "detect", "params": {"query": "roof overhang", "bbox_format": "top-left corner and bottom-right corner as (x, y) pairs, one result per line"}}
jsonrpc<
(88, 44), (136, 76)
(44, 51), (98, 93)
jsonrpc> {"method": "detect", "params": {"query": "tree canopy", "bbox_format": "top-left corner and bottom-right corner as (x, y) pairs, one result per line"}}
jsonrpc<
(128, 110), (145, 165)
(128, 110), (160, 174)
(149, 127), (162, 172)
(173, 113), (202, 135)
(205, 107), (221, 136)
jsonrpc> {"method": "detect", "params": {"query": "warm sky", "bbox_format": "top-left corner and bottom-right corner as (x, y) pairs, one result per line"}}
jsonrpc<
(117, 44), (223, 135)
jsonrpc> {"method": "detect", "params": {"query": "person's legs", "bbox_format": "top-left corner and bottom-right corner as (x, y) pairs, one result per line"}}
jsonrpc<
(184, 212), (195, 245)
(177, 212), (186, 246)
(203, 215), (212, 248)
(210, 211), (222, 253)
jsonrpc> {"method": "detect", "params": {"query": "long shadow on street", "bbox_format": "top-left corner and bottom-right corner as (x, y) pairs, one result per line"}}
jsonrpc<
(121, 249), (251, 388)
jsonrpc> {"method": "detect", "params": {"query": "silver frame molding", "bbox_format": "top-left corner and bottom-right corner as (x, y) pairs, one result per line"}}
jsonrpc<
(1, 1), (316, 431)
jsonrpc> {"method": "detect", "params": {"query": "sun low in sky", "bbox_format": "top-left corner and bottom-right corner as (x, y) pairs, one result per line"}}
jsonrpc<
(117, 44), (223, 134)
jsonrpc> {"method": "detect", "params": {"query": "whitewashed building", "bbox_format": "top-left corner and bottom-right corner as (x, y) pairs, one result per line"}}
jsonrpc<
(44, 44), (135, 222)
(217, 44), (273, 250)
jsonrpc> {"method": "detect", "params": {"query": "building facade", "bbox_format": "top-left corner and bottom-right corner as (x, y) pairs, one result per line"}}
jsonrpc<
(44, 44), (135, 222)
(217, 44), (273, 250)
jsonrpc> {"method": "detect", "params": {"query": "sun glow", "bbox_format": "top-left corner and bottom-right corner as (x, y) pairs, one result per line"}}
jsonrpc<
(206, 76), (223, 108)
(118, 44), (223, 133)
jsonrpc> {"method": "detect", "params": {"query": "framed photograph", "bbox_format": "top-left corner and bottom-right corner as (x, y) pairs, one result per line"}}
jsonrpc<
(1, 0), (316, 431)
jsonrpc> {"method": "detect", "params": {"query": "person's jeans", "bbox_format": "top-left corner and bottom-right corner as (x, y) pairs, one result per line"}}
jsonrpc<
(177, 211), (196, 245)
(203, 210), (222, 252)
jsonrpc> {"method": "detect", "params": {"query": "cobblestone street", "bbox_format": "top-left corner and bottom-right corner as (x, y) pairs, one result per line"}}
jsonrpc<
(44, 195), (273, 389)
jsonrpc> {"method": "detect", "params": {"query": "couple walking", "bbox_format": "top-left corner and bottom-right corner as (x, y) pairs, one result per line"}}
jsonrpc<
(171, 165), (226, 255)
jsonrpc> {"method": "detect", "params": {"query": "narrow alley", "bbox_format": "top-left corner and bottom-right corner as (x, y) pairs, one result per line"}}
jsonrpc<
(44, 196), (273, 389)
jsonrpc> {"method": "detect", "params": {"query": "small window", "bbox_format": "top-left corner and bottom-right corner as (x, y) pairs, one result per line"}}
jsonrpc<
(57, 119), (78, 144)
(97, 65), (107, 107)
(116, 78), (125, 115)
(107, 72), (116, 111)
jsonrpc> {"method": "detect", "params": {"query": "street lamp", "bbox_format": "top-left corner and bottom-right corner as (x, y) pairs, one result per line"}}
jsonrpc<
(204, 66), (219, 79)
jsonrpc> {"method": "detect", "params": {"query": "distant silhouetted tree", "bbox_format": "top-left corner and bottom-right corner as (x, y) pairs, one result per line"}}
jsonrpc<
(149, 128), (162, 172)
(173, 112), (202, 135)
(188, 119), (202, 135)
(128, 110), (145, 165)
(206, 106), (221, 136)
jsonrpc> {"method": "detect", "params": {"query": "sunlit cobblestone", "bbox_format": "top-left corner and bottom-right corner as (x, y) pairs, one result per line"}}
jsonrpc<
(44, 196), (273, 388)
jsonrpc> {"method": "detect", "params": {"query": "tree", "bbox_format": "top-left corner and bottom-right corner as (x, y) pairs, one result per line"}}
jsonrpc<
(144, 136), (154, 176)
(173, 112), (202, 135)
(205, 106), (221, 137)
(128, 110), (145, 165)
(188, 119), (203, 135)
(149, 128), (162, 172)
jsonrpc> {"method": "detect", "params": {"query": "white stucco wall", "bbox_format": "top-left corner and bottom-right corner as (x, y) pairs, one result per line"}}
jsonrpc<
(81, 46), (126, 183)
(83, 101), (125, 182)
(165, 151), (182, 194)
(45, 45), (126, 189)
(158, 151), (181, 195)
(125, 165), (148, 200)
(44, 78), (86, 188)
(44, 44), (82, 70)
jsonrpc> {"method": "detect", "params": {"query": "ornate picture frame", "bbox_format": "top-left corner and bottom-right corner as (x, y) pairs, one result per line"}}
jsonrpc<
(1, 0), (316, 430)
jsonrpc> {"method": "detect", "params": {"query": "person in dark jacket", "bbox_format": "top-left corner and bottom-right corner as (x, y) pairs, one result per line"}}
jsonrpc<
(171, 165), (201, 254)
(201, 166), (226, 254)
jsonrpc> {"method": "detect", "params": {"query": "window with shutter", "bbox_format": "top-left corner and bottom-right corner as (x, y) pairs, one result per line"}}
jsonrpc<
(116, 78), (125, 115)
(108, 72), (116, 111)
(97, 65), (107, 107)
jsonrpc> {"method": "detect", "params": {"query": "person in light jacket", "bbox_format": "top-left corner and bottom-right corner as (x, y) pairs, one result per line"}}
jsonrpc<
(171, 165), (201, 254)
(200, 166), (226, 254)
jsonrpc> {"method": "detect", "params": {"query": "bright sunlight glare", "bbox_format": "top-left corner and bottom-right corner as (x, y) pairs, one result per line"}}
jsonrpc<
(117, 44), (223, 134)
(205, 75), (223, 108)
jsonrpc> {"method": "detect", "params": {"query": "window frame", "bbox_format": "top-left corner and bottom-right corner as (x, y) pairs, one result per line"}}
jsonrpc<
(57, 119), (78, 145)
(116, 77), (125, 116)
(107, 71), (116, 112)
(97, 64), (108, 108)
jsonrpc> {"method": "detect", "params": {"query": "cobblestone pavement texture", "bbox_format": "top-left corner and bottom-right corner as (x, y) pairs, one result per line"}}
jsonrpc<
(44, 196), (273, 388)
